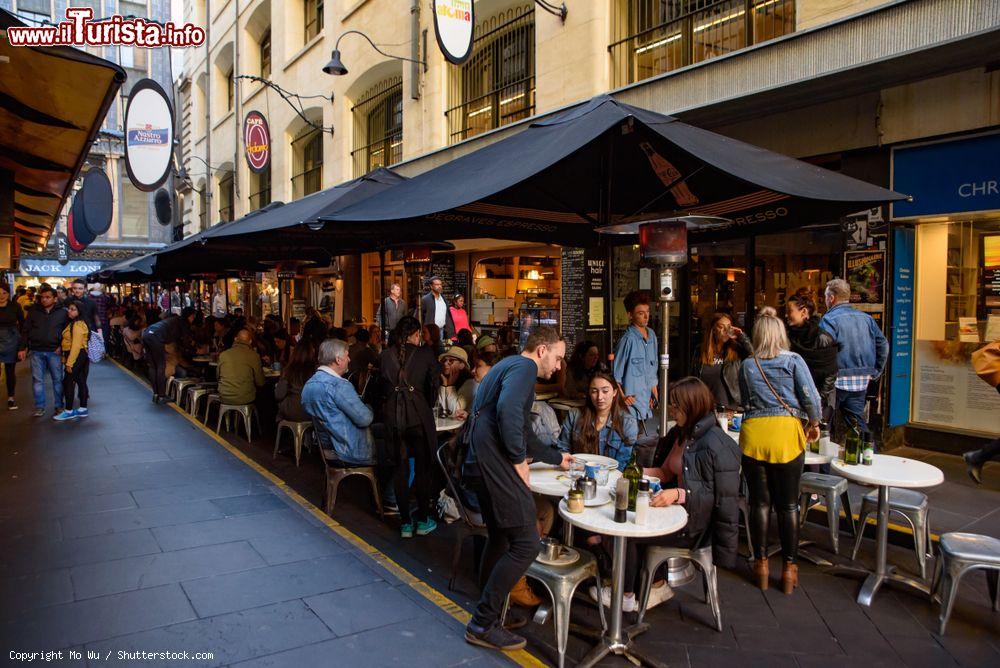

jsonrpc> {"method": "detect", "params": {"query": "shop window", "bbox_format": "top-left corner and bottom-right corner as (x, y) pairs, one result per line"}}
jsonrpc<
(260, 29), (272, 79)
(304, 0), (323, 43)
(17, 0), (51, 26)
(198, 188), (209, 231)
(753, 227), (843, 317)
(249, 166), (272, 211)
(911, 220), (1000, 435)
(351, 76), (403, 178)
(120, 175), (149, 239)
(446, 5), (535, 144)
(292, 128), (323, 198)
(218, 172), (234, 222)
(609, 0), (796, 88)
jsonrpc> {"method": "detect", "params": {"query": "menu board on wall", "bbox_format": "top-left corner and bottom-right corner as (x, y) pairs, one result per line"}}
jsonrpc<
(453, 271), (468, 299)
(561, 248), (586, 348)
(888, 228), (914, 427)
(423, 255), (456, 298)
(912, 340), (1000, 435)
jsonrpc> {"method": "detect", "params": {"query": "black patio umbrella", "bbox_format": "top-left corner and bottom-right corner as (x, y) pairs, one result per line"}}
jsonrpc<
(315, 95), (907, 244)
(89, 252), (158, 283)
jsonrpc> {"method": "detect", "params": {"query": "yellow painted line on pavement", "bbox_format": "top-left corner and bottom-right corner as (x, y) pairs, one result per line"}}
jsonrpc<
(110, 359), (547, 668)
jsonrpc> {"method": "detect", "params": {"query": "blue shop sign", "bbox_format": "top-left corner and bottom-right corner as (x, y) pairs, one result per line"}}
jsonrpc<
(888, 228), (914, 428)
(891, 132), (1000, 219)
(19, 259), (105, 277)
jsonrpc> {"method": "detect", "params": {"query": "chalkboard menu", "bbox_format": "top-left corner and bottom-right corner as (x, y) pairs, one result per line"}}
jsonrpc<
(422, 254), (456, 297)
(561, 248), (586, 347)
(453, 271), (469, 299)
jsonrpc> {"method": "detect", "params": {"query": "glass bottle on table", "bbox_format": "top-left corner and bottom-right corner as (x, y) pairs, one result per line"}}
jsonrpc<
(624, 449), (642, 511)
(844, 419), (862, 465)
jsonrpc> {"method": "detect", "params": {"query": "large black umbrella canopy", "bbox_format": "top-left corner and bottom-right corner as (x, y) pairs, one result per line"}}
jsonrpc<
(147, 168), (408, 277)
(317, 96), (906, 245)
(89, 252), (157, 283)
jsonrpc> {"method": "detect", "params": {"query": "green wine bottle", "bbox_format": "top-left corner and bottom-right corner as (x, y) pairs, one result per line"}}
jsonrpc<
(624, 450), (642, 512)
(844, 419), (862, 465)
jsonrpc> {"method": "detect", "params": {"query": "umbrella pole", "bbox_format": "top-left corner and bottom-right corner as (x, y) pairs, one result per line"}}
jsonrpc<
(379, 249), (386, 343)
(225, 280), (230, 316)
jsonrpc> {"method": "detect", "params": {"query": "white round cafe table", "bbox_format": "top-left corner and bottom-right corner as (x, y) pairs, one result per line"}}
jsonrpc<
(829, 454), (944, 606)
(559, 499), (687, 667)
(434, 417), (465, 433)
(529, 464), (621, 545)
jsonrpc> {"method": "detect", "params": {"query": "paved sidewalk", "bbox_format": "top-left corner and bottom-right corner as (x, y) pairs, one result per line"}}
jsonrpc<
(0, 362), (514, 667)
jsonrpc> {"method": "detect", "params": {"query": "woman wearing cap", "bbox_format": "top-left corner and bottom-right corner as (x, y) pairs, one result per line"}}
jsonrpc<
(437, 346), (476, 419)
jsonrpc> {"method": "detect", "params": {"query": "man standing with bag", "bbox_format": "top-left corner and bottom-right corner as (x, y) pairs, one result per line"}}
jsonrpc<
(462, 326), (570, 651)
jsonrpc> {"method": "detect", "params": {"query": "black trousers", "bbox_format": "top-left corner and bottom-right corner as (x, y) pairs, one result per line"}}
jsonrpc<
(62, 355), (89, 410)
(468, 477), (539, 630)
(742, 452), (804, 563)
(392, 425), (434, 525)
(3, 361), (14, 397)
(142, 334), (167, 397)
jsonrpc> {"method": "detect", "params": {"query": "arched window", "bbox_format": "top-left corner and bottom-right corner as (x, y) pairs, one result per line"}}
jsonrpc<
(249, 166), (272, 211)
(292, 129), (323, 198)
(218, 172), (235, 222)
(351, 76), (403, 177)
(446, 5), (535, 144)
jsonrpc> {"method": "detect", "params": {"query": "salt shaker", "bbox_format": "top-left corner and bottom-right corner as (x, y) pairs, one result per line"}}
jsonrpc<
(634, 479), (650, 525)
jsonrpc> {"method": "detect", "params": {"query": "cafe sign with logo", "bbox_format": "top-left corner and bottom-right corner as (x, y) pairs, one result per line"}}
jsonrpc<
(124, 79), (174, 192)
(433, 0), (474, 65)
(243, 111), (271, 173)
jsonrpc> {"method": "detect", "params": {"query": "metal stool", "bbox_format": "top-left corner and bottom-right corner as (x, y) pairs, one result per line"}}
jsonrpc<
(799, 472), (855, 555)
(185, 384), (217, 419)
(853, 487), (931, 579)
(318, 447), (383, 518)
(203, 393), (222, 424)
(503, 549), (607, 668)
(216, 402), (261, 441)
(931, 532), (1000, 635)
(637, 544), (721, 631)
(165, 376), (178, 400)
(172, 377), (200, 403)
(273, 420), (313, 466)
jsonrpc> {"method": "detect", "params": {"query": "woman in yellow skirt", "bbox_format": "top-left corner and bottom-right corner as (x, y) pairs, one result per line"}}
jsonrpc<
(738, 314), (821, 594)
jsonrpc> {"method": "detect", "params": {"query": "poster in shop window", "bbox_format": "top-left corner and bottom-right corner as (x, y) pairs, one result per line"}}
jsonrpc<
(844, 250), (885, 316)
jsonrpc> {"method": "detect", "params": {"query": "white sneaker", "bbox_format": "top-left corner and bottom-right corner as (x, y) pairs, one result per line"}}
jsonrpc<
(589, 585), (637, 613)
(645, 581), (674, 610)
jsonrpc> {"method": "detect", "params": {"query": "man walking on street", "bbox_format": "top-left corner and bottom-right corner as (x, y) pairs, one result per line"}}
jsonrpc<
(819, 278), (888, 434)
(70, 279), (101, 338)
(462, 326), (571, 651)
(376, 283), (406, 335)
(420, 277), (453, 341)
(20, 285), (68, 417)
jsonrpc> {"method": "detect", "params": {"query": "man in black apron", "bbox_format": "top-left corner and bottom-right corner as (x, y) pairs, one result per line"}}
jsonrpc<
(463, 326), (570, 651)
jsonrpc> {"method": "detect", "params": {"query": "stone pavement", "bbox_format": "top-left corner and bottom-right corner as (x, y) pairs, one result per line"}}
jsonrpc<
(0, 362), (515, 667)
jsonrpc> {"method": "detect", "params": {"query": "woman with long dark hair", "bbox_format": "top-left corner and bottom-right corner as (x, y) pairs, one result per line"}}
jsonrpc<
(380, 316), (440, 538)
(557, 371), (637, 471)
(0, 282), (24, 409)
(561, 340), (605, 399)
(785, 293), (838, 421)
(691, 312), (752, 410)
(54, 300), (90, 421)
(275, 339), (317, 423)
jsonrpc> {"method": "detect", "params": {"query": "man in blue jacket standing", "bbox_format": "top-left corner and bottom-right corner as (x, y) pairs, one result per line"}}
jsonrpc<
(302, 338), (375, 465)
(463, 326), (571, 652)
(819, 278), (888, 434)
(613, 291), (659, 433)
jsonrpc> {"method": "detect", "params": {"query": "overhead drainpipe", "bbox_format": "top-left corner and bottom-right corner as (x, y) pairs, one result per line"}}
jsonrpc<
(410, 0), (420, 100)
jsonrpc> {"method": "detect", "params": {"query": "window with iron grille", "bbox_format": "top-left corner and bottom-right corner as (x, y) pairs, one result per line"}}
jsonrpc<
(249, 166), (272, 211)
(304, 0), (323, 43)
(260, 30), (272, 79)
(199, 190), (209, 231)
(351, 77), (403, 178)
(218, 172), (234, 222)
(225, 66), (234, 112)
(445, 5), (535, 145)
(17, 0), (51, 26)
(292, 129), (323, 198)
(609, 0), (795, 88)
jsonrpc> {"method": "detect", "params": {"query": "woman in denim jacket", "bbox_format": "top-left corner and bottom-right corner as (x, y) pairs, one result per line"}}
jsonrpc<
(738, 315), (821, 595)
(558, 372), (638, 472)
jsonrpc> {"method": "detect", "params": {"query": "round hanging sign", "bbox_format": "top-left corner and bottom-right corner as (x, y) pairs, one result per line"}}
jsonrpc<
(124, 78), (174, 192)
(433, 0), (475, 65)
(243, 110), (271, 173)
(79, 169), (114, 236)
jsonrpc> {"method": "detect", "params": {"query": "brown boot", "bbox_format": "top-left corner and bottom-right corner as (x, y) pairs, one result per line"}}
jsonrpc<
(752, 558), (769, 591)
(781, 562), (799, 595)
(509, 576), (542, 607)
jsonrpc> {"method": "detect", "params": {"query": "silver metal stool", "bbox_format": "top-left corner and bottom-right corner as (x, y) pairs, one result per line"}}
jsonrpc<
(502, 549), (607, 668)
(318, 448), (383, 519)
(216, 402), (261, 441)
(637, 544), (721, 631)
(185, 384), (217, 419)
(853, 487), (931, 579)
(203, 393), (222, 424)
(165, 376), (178, 399)
(931, 532), (1000, 635)
(799, 472), (855, 555)
(273, 420), (313, 466)
(172, 377), (199, 403)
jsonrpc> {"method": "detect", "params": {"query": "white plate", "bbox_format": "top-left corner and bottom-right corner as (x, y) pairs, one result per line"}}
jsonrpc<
(572, 454), (619, 470)
(566, 488), (611, 507)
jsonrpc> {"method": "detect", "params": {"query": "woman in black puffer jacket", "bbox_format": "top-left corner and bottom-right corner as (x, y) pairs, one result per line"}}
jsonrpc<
(590, 377), (741, 614)
(785, 293), (838, 421)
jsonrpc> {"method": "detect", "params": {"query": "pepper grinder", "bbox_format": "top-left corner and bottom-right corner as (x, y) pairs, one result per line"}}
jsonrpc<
(614, 477), (629, 523)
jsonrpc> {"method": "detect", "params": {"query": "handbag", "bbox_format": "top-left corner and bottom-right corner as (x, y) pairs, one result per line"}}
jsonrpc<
(87, 328), (105, 363)
(971, 341), (1000, 389)
(752, 356), (807, 449)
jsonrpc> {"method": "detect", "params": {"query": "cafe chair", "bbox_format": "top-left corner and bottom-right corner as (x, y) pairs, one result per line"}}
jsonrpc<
(317, 443), (383, 519)
(931, 532), (1000, 635)
(799, 472), (856, 555)
(171, 377), (201, 404)
(435, 444), (487, 591)
(501, 548), (607, 668)
(637, 543), (722, 632)
(273, 420), (313, 466)
(853, 487), (931, 579)
(185, 384), (218, 420)
(216, 402), (261, 442)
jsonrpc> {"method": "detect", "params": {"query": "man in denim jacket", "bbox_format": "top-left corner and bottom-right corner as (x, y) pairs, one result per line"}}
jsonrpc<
(819, 278), (888, 433)
(301, 338), (374, 465)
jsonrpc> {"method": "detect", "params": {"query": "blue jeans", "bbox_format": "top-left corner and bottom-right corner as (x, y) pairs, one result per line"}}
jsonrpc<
(31, 351), (64, 410)
(836, 388), (868, 433)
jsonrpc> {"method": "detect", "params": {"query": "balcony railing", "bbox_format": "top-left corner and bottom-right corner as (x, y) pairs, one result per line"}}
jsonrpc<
(609, 0), (795, 88)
